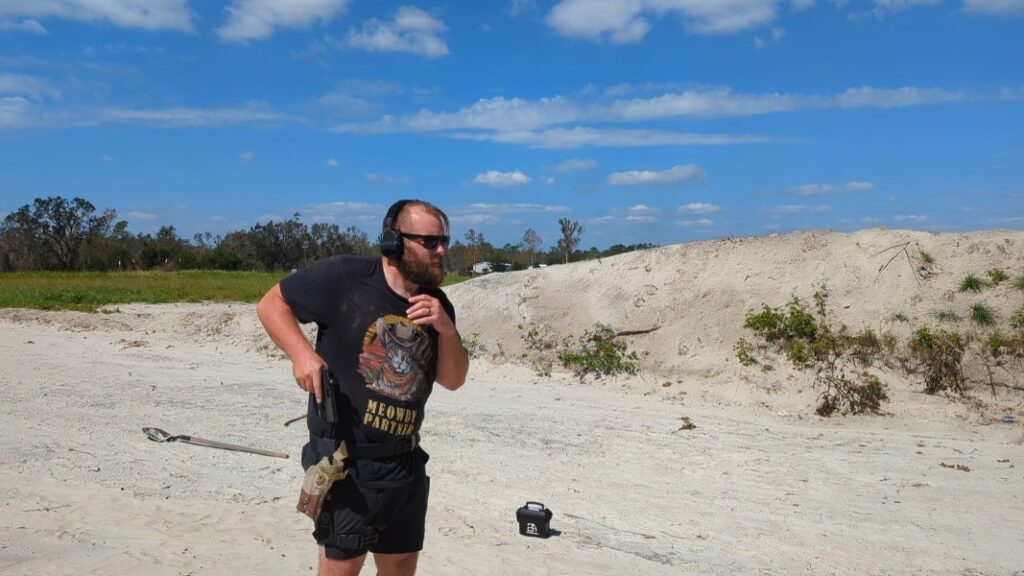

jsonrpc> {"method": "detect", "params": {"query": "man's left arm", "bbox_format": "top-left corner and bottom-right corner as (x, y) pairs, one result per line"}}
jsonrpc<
(408, 293), (468, 391)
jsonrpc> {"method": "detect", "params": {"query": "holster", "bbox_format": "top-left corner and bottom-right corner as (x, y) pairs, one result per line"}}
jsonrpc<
(296, 440), (350, 520)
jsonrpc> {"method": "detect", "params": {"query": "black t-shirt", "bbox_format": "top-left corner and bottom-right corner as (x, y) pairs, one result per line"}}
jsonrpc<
(280, 255), (455, 487)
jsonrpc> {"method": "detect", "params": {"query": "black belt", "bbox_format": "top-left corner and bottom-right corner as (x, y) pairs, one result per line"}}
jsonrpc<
(347, 434), (419, 459)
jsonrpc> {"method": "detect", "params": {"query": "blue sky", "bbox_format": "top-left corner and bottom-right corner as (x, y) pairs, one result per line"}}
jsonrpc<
(1, 0), (1022, 250)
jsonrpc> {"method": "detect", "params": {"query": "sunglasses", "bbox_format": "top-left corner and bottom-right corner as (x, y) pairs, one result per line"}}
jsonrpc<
(400, 232), (450, 250)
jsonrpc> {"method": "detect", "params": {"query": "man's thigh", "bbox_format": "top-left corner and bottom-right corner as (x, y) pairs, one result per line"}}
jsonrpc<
(373, 551), (419, 576)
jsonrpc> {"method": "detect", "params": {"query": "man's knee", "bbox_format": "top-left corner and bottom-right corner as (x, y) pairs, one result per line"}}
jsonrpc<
(373, 551), (419, 576)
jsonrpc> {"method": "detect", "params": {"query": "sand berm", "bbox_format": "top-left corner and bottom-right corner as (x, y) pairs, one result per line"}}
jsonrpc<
(1, 228), (1022, 575)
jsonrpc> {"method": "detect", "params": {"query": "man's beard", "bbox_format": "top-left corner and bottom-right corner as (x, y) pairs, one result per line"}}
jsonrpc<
(397, 253), (445, 289)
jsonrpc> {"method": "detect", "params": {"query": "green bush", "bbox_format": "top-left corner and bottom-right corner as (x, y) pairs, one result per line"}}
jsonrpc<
(890, 312), (909, 323)
(556, 324), (639, 380)
(919, 250), (935, 265)
(740, 287), (891, 416)
(934, 310), (961, 323)
(743, 305), (785, 341)
(743, 297), (817, 343)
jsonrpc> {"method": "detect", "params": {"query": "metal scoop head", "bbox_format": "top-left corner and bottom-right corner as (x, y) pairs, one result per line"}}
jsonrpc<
(142, 427), (288, 459)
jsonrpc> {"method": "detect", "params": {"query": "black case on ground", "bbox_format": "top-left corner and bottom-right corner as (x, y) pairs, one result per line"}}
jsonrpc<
(516, 502), (553, 538)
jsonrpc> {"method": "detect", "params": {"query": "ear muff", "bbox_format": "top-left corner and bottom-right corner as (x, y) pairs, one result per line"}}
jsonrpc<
(379, 199), (411, 259)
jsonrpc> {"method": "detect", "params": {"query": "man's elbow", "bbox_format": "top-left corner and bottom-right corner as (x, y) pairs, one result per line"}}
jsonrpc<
(256, 284), (282, 324)
(437, 368), (468, 391)
(438, 378), (466, 392)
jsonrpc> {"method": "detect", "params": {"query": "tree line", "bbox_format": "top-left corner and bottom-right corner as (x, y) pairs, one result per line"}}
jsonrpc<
(0, 196), (656, 273)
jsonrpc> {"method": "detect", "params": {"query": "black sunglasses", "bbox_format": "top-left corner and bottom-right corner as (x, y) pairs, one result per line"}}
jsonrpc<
(399, 232), (450, 250)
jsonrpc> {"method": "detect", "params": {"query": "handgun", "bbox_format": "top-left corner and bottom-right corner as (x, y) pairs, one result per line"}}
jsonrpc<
(317, 366), (339, 424)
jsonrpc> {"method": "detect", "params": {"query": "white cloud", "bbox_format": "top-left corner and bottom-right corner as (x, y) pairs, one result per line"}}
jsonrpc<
(894, 214), (929, 222)
(0, 0), (192, 31)
(0, 18), (46, 33)
(340, 86), (975, 136)
(452, 213), (501, 225)
(0, 97), (32, 128)
(505, 0), (538, 16)
(126, 211), (155, 220)
(771, 204), (833, 214)
(678, 218), (714, 227)
(792, 0), (816, 9)
(314, 79), (404, 117)
(546, 0), (778, 44)
(218, 0), (350, 42)
(301, 201), (382, 223)
(0, 72), (60, 100)
(835, 86), (965, 108)
(791, 181), (875, 195)
(452, 128), (774, 148)
(678, 202), (720, 214)
(608, 164), (706, 186)
(346, 6), (449, 59)
(963, 0), (1024, 15)
(466, 203), (570, 213)
(473, 170), (532, 187)
(626, 215), (658, 223)
(101, 154), (113, 162)
(366, 173), (410, 184)
(589, 215), (617, 224)
(327, 158), (339, 168)
(544, 176), (556, 184)
(94, 104), (287, 127)
(330, 84), (1010, 149)
(554, 158), (597, 171)
(239, 151), (255, 162)
(755, 25), (785, 48)
(869, 0), (942, 15)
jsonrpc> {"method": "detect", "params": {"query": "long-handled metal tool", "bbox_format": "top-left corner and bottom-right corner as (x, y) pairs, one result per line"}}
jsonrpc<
(143, 427), (289, 459)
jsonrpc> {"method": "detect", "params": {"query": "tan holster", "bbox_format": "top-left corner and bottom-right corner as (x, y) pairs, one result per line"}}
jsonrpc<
(296, 441), (350, 520)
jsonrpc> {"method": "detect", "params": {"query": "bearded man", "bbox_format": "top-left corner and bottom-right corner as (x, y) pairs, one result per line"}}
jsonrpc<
(257, 199), (469, 576)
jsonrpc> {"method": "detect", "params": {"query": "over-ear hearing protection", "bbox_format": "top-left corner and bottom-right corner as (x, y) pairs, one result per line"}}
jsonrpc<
(379, 199), (411, 259)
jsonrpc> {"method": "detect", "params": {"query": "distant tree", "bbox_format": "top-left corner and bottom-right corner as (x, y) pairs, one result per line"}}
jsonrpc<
(521, 228), (542, 266)
(307, 223), (373, 261)
(464, 228), (489, 265)
(2, 196), (116, 270)
(249, 214), (308, 271)
(556, 218), (584, 264)
(487, 250), (509, 273)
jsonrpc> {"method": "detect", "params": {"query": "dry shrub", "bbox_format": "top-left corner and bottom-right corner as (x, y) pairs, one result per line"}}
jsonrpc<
(909, 327), (966, 395)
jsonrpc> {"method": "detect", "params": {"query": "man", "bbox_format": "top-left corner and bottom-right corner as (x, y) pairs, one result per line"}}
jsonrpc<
(257, 199), (469, 576)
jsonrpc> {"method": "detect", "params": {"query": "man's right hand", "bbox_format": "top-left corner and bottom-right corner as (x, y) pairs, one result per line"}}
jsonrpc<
(293, 352), (328, 404)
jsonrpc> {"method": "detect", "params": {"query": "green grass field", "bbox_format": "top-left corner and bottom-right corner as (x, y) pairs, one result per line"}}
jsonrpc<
(0, 270), (472, 312)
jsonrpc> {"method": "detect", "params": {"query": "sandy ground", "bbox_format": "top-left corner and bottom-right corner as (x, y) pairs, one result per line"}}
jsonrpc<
(2, 228), (1024, 575)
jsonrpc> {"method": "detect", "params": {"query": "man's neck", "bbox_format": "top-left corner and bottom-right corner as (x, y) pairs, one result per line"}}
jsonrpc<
(381, 256), (419, 299)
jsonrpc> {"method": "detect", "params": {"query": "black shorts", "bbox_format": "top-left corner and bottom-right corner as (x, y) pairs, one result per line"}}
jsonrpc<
(313, 470), (430, 560)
